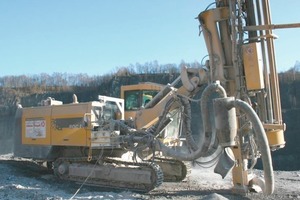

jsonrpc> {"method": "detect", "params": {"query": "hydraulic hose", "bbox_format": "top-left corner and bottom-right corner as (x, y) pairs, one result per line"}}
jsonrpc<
(199, 81), (227, 152)
(184, 82), (227, 153)
(228, 99), (274, 195)
(157, 86), (274, 195)
(158, 82), (227, 161)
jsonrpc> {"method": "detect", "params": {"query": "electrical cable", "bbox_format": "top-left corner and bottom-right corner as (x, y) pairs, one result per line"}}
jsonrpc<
(69, 147), (104, 200)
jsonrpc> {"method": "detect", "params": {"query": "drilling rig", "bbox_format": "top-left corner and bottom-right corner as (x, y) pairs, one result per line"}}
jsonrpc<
(14, 0), (300, 195)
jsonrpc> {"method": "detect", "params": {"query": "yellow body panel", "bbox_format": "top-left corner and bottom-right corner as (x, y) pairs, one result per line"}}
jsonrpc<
(242, 42), (265, 90)
(51, 103), (89, 146)
(21, 102), (94, 147)
(22, 107), (52, 145)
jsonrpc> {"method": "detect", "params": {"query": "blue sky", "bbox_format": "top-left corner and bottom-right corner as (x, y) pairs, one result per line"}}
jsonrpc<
(0, 0), (299, 76)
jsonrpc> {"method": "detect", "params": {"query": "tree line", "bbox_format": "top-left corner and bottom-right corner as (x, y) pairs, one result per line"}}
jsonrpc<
(278, 60), (300, 83)
(2, 59), (300, 89)
(0, 61), (203, 89)
(1, 59), (299, 109)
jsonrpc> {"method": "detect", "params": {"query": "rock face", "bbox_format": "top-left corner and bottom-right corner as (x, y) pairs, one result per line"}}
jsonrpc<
(0, 74), (299, 171)
(0, 115), (15, 154)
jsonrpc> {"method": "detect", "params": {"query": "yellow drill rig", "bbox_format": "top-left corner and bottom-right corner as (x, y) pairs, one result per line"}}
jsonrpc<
(13, 0), (300, 195)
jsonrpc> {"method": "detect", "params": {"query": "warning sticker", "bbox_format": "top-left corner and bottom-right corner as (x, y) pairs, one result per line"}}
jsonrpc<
(25, 119), (46, 138)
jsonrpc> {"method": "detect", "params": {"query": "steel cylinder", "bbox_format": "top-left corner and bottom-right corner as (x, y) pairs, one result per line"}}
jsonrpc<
(213, 97), (237, 147)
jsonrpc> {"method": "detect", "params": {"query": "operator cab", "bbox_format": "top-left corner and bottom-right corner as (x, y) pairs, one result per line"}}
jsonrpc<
(121, 82), (163, 120)
(124, 90), (158, 111)
(121, 82), (183, 146)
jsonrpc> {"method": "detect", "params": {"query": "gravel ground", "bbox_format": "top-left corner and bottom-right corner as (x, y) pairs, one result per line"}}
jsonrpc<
(0, 154), (299, 200)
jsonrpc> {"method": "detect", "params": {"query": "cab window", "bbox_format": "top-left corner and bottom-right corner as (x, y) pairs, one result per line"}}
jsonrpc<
(125, 91), (140, 111)
(124, 90), (159, 111)
(142, 90), (158, 107)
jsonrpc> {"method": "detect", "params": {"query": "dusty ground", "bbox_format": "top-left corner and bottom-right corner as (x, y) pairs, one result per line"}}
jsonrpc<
(0, 154), (299, 200)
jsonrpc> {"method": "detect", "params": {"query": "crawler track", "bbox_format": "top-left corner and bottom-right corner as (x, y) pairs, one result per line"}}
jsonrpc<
(53, 157), (163, 192)
(150, 157), (191, 182)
